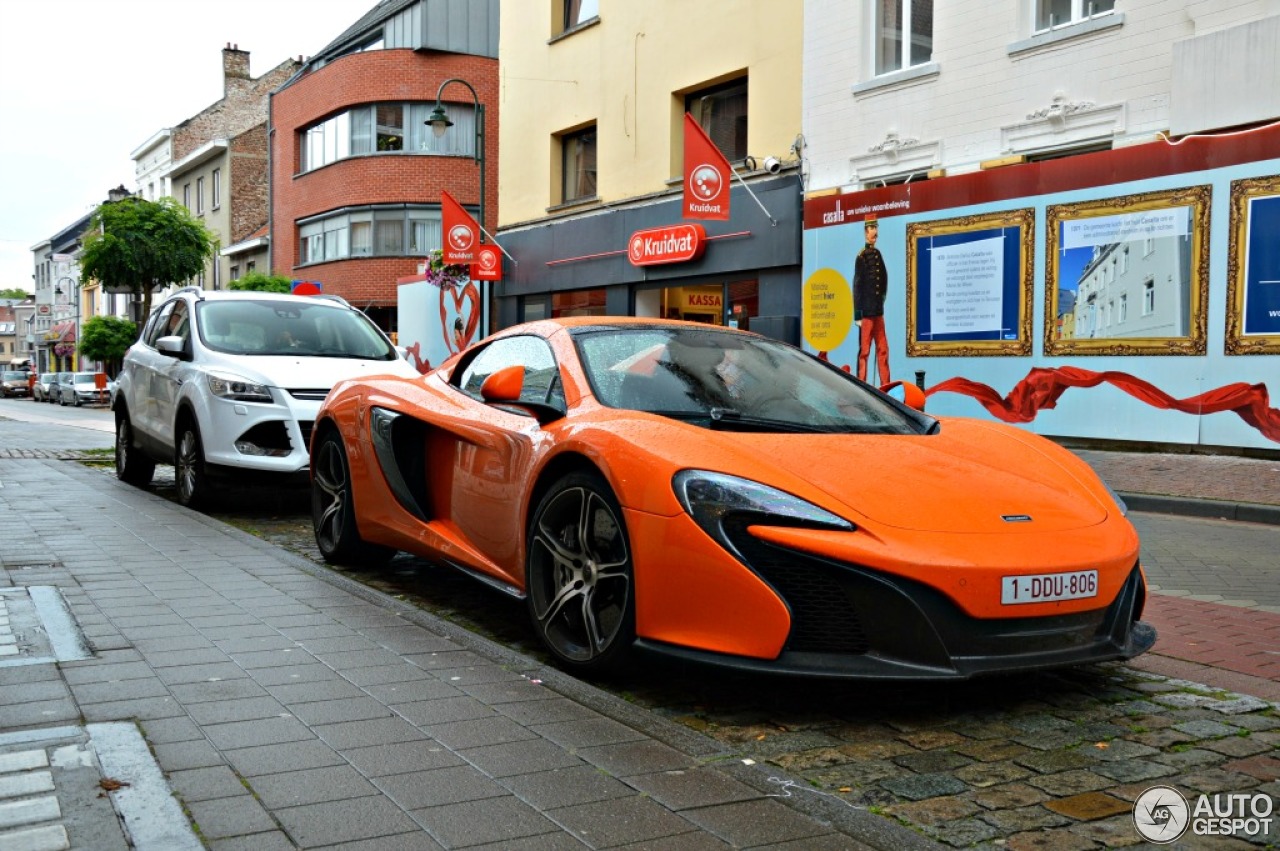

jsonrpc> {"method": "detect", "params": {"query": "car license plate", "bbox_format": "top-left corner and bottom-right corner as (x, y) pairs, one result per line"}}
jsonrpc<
(1001, 570), (1098, 605)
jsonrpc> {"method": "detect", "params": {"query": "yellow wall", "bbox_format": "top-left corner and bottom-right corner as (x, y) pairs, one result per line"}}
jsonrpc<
(498, 2), (802, 226)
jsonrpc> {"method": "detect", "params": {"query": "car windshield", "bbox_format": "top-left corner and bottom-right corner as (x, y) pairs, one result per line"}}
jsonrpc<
(195, 300), (397, 360)
(2, 372), (26, 381)
(574, 326), (930, 435)
(73, 373), (97, 385)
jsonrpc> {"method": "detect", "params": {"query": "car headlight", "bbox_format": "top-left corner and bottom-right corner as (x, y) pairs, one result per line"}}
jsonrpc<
(1102, 479), (1128, 517)
(673, 470), (854, 558)
(207, 372), (274, 403)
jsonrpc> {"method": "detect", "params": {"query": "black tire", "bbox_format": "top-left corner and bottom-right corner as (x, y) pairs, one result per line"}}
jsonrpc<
(311, 429), (394, 566)
(175, 419), (213, 509)
(115, 410), (155, 487)
(525, 471), (635, 674)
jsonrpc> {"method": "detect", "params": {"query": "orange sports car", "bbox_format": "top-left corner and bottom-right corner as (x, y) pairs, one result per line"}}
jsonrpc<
(311, 318), (1155, 679)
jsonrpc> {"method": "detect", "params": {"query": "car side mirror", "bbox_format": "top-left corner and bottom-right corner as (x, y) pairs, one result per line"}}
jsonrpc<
(156, 335), (190, 361)
(480, 364), (525, 402)
(479, 364), (564, 425)
(882, 380), (926, 412)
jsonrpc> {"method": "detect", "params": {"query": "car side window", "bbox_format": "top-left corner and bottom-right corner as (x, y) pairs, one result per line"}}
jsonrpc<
(146, 303), (176, 348)
(455, 335), (564, 408)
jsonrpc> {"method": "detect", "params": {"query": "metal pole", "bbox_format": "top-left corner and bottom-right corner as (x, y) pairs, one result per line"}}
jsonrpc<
(432, 78), (491, 332)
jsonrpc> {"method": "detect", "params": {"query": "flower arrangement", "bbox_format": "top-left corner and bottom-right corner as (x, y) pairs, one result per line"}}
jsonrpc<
(423, 248), (469, 288)
(54, 343), (76, 357)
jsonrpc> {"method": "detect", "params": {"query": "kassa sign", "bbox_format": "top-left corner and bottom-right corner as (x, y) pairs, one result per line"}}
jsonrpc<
(627, 224), (706, 266)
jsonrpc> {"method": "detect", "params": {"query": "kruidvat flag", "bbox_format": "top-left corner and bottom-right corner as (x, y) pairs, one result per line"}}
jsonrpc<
(441, 190), (480, 264)
(682, 112), (731, 221)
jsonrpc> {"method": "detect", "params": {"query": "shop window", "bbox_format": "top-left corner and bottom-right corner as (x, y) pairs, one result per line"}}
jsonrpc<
(551, 289), (606, 318)
(686, 79), (748, 163)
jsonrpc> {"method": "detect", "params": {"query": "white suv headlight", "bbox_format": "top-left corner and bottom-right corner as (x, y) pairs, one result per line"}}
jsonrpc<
(207, 372), (274, 403)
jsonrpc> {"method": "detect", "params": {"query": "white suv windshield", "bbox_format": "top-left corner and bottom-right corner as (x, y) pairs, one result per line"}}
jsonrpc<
(195, 299), (396, 360)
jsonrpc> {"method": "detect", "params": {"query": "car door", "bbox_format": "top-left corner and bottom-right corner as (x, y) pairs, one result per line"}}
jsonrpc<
(443, 335), (566, 579)
(149, 299), (192, 439)
(127, 301), (177, 442)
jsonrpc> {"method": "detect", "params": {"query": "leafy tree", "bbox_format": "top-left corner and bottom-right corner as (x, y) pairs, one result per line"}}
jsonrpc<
(79, 315), (137, 376)
(229, 271), (293, 293)
(79, 197), (217, 321)
(0, 288), (32, 300)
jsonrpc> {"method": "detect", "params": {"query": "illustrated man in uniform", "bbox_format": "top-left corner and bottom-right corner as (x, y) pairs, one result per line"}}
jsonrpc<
(853, 216), (890, 384)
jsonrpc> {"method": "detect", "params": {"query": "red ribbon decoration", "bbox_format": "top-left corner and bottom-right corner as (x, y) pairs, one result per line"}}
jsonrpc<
(925, 367), (1280, 444)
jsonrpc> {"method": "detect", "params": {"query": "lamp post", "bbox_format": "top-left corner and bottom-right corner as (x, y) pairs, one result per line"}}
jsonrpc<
(54, 276), (80, 371)
(425, 77), (486, 237)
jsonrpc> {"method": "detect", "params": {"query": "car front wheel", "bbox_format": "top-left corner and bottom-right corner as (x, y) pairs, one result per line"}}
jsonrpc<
(526, 471), (635, 674)
(115, 411), (155, 486)
(175, 420), (213, 509)
(311, 429), (394, 567)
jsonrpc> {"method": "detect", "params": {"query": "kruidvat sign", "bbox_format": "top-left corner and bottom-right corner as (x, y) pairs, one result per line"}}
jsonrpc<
(627, 224), (706, 266)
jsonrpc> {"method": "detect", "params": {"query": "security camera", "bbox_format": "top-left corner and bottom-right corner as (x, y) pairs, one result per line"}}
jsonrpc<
(763, 156), (782, 174)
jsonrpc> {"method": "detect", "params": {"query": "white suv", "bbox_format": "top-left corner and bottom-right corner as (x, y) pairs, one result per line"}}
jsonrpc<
(113, 287), (418, 507)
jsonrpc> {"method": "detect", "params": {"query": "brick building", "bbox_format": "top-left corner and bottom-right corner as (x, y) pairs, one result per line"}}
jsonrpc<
(268, 0), (499, 333)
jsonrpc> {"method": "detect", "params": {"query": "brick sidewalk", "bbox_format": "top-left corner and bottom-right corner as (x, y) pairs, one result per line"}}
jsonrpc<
(1144, 596), (1280, 682)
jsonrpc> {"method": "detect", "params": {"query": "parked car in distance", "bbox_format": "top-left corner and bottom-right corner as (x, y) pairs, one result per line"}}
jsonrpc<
(50, 373), (72, 404)
(31, 372), (55, 402)
(1, 371), (31, 398)
(113, 286), (418, 508)
(58, 372), (108, 407)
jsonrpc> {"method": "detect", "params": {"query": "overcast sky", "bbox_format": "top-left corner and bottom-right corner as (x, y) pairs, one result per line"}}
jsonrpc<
(0, 0), (373, 292)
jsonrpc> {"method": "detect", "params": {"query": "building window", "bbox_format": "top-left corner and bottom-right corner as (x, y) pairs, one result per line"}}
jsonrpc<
(561, 125), (597, 204)
(874, 0), (933, 75)
(1143, 237), (1155, 257)
(299, 103), (475, 173)
(196, 177), (205, 214)
(183, 183), (191, 210)
(686, 78), (748, 163)
(246, 261), (256, 274)
(1119, 245), (1128, 274)
(1119, 293), (1127, 323)
(211, 169), (221, 210)
(298, 205), (448, 264)
(1035, 0), (1114, 32)
(230, 264), (240, 281)
(1142, 279), (1155, 315)
(559, 0), (599, 34)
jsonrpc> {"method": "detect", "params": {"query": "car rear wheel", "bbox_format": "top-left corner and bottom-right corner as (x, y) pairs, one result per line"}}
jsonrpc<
(175, 421), (213, 509)
(526, 471), (635, 674)
(115, 411), (155, 487)
(311, 429), (394, 566)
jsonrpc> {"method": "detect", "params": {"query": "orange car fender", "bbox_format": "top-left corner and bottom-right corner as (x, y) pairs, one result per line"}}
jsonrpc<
(624, 509), (792, 659)
(748, 523), (1139, 620)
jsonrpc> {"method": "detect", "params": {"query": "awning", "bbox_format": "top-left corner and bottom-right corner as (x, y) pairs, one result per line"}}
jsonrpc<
(43, 321), (76, 342)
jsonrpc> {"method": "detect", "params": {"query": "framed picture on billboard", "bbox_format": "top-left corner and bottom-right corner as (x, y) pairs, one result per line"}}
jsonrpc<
(1044, 185), (1210, 356)
(906, 208), (1034, 356)
(1226, 174), (1280, 355)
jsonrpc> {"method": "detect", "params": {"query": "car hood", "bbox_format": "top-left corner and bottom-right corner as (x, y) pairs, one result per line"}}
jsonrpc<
(213, 356), (419, 390)
(622, 415), (1111, 534)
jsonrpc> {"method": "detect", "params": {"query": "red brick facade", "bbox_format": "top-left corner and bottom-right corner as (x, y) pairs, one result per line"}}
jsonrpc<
(270, 49), (500, 311)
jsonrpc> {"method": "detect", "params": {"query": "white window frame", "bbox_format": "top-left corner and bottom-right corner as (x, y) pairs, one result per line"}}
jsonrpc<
(211, 169), (221, 210)
(873, 0), (933, 77)
(1142, 280), (1155, 315)
(1033, 0), (1114, 34)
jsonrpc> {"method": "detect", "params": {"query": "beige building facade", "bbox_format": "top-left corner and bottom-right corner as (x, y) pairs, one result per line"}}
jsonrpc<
(495, 2), (807, 339)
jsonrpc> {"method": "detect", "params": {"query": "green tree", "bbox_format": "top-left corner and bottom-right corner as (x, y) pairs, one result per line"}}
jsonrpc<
(79, 197), (217, 321)
(79, 315), (138, 376)
(0, 288), (32, 300)
(228, 271), (293, 293)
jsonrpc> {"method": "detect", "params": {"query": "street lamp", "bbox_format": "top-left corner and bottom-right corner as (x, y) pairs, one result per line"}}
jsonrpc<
(54, 276), (80, 370)
(425, 77), (487, 237)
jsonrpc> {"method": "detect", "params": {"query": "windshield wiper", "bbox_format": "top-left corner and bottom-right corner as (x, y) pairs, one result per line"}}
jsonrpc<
(706, 407), (830, 434)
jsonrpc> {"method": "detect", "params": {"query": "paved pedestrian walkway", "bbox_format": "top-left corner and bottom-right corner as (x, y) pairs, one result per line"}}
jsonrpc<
(0, 408), (1276, 849)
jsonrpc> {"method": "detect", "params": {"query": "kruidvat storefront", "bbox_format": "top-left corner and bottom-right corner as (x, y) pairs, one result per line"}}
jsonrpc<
(493, 174), (803, 343)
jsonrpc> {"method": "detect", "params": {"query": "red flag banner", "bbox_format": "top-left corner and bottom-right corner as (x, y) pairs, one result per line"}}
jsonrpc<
(441, 190), (480, 264)
(683, 113), (731, 221)
(472, 245), (502, 282)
